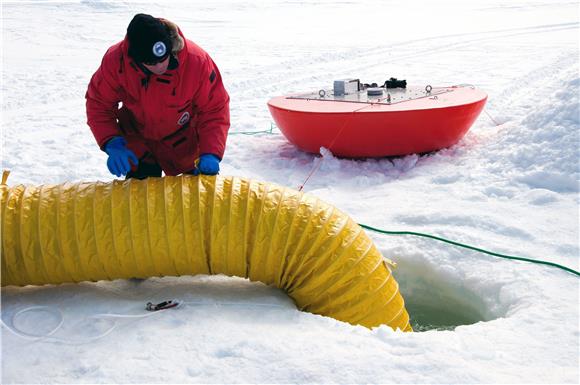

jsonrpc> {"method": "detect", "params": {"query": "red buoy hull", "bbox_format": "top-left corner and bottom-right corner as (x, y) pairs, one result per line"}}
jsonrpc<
(268, 86), (487, 157)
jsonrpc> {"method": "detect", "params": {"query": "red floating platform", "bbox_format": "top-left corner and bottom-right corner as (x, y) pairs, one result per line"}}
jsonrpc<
(268, 84), (487, 158)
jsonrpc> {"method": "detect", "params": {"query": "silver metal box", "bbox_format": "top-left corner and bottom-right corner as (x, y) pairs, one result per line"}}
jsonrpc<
(333, 79), (360, 96)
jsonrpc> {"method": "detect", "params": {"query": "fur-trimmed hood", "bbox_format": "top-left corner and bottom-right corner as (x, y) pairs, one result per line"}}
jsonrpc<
(160, 18), (185, 54)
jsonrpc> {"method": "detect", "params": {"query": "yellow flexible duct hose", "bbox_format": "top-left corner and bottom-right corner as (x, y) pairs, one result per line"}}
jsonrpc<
(0, 172), (411, 331)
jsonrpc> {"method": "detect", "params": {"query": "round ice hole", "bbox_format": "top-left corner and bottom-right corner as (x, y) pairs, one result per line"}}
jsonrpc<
(392, 259), (492, 331)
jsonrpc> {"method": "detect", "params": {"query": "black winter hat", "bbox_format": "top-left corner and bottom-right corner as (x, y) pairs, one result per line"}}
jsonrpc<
(127, 13), (172, 63)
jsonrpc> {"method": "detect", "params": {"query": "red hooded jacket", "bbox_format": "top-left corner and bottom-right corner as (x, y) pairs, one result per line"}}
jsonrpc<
(86, 20), (230, 175)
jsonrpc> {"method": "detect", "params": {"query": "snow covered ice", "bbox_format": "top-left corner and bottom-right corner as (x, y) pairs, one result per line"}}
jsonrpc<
(1, 0), (579, 383)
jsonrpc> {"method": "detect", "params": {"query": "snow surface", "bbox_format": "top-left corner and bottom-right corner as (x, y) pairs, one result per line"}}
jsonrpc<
(1, 0), (579, 383)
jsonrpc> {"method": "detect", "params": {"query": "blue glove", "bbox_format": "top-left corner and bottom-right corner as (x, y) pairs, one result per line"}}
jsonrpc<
(104, 137), (138, 177)
(190, 154), (220, 176)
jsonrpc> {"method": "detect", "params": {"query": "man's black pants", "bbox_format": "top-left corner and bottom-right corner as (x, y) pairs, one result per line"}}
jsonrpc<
(126, 162), (163, 180)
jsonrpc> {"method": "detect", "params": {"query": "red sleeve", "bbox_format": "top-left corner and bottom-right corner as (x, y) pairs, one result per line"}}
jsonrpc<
(85, 50), (122, 149)
(193, 54), (230, 159)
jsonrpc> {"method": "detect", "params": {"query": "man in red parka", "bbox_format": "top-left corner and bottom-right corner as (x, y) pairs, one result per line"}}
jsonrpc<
(86, 14), (230, 179)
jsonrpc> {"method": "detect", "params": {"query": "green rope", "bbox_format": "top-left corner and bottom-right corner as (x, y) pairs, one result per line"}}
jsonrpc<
(359, 223), (580, 277)
(228, 123), (277, 136)
(228, 121), (578, 277)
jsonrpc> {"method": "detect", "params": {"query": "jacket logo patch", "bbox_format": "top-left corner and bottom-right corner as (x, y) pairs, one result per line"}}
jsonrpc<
(178, 111), (190, 126)
(209, 70), (216, 83)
